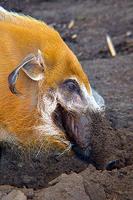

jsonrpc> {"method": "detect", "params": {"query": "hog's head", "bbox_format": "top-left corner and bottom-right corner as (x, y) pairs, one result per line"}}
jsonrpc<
(8, 33), (105, 160)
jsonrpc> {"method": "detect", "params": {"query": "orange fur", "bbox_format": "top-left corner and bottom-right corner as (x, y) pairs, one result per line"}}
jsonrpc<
(0, 11), (91, 148)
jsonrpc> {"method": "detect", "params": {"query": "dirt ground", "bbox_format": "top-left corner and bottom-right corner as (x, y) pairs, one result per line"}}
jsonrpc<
(0, 0), (133, 199)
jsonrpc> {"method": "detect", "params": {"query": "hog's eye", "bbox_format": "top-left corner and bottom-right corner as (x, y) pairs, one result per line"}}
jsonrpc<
(63, 79), (80, 94)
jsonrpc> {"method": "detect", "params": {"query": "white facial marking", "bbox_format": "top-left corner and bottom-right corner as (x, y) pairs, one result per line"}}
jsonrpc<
(57, 76), (105, 113)
(81, 84), (104, 112)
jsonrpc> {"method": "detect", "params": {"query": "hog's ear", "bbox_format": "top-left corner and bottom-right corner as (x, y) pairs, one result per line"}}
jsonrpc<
(92, 88), (105, 110)
(8, 50), (45, 95)
(22, 49), (45, 81)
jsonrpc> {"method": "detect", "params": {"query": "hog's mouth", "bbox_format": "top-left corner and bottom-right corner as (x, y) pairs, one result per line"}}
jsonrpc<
(52, 104), (92, 160)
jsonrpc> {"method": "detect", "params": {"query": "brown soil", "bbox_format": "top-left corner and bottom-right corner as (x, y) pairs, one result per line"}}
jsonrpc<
(0, 0), (133, 199)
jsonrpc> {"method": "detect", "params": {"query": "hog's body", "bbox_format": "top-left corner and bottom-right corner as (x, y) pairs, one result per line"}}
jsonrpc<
(0, 7), (104, 157)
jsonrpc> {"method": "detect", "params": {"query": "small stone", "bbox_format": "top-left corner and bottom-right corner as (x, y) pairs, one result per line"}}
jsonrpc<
(126, 31), (132, 37)
(2, 190), (27, 200)
(71, 34), (77, 39)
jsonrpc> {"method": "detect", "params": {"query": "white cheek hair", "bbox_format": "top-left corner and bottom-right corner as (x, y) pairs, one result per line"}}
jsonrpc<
(0, 128), (17, 144)
(36, 91), (60, 136)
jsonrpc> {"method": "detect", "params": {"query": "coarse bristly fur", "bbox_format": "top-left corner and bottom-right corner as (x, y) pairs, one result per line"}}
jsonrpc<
(0, 7), (104, 155)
